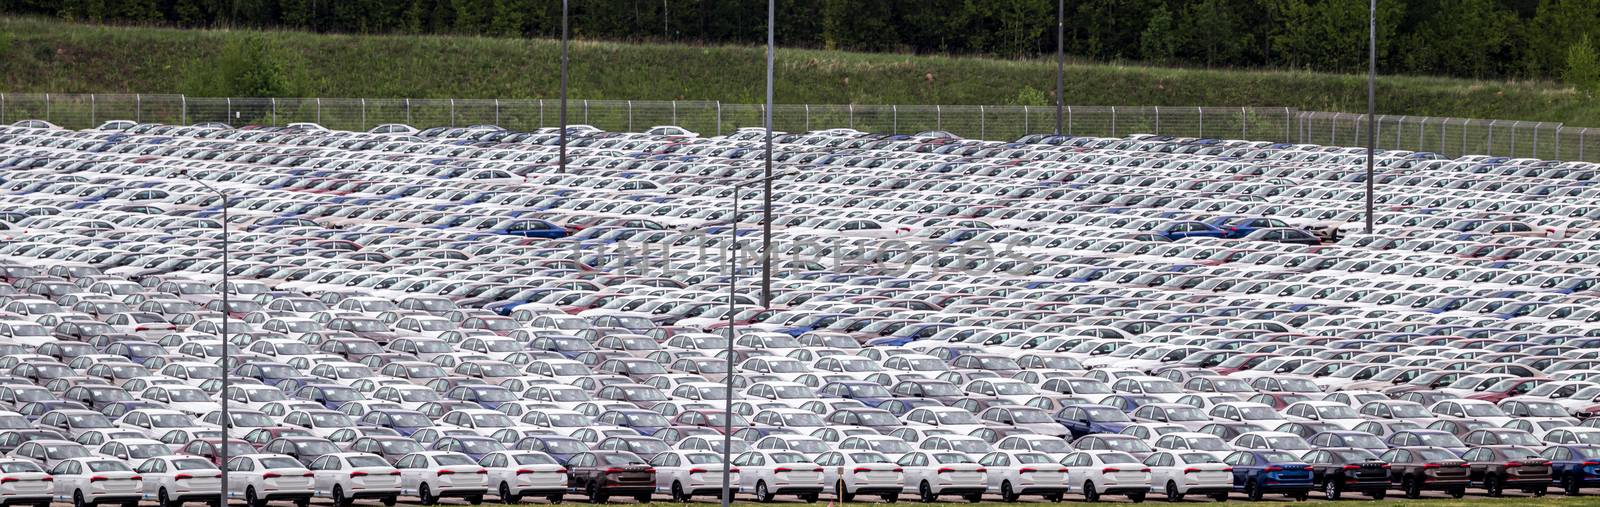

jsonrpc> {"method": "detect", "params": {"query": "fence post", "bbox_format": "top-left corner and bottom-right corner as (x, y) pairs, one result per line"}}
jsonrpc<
(44, 93), (50, 124)
(1, 93), (5, 124)
(270, 98), (277, 125)
(627, 100), (634, 131)
(804, 105), (810, 132)
(1511, 121), (1520, 155)
(225, 98), (231, 124)
(1067, 106), (1072, 135)
(848, 104), (854, 129)
(538, 99), (544, 127)
(1532, 122), (1539, 159)
(892, 105), (898, 133)
(1284, 107), (1291, 142)
(135, 94), (140, 123)
(583, 100), (590, 125)
(449, 99), (456, 126)
(979, 105), (985, 139)
(935, 105), (941, 131)
(1583, 129), (1588, 161)
(1556, 125), (1562, 160)
(405, 99), (412, 125)
(495, 99), (501, 126)
(316, 97), (322, 125)
(1487, 120), (1497, 156)
(180, 95), (186, 125)
(671, 100), (678, 125)
(1330, 113), (1337, 145)
(1240, 107), (1247, 138)
(1111, 106), (1117, 137)
(361, 99), (367, 130)
(1198, 107), (1204, 138)
(1023, 106), (1029, 134)
(1153, 106), (1160, 135)
(716, 101), (722, 135)
(1395, 116), (1404, 149)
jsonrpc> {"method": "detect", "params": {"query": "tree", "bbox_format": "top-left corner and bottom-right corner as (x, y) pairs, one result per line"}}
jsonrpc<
(1138, 3), (1178, 64)
(186, 36), (300, 97)
(1567, 34), (1600, 92)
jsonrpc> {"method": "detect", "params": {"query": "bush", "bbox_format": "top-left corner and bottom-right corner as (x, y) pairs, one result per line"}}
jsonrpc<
(185, 36), (300, 97)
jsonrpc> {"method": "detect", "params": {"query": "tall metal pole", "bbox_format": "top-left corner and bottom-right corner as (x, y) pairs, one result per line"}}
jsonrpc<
(760, 0), (774, 307)
(1364, 0), (1376, 235)
(720, 189), (738, 507)
(187, 174), (229, 504)
(1055, 0), (1064, 135)
(559, 0), (569, 175)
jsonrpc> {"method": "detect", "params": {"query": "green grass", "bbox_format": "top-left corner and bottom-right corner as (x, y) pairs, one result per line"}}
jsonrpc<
(4, 16), (1600, 125)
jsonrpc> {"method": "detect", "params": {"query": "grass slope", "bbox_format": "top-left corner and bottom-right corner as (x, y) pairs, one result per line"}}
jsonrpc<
(3, 17), (1600, 125)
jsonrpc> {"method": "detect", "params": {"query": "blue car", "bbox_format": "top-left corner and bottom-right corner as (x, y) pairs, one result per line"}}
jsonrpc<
(488, 218), (567, 238)
(1224, 450), (1314, 500)
(1209, 216), (1294, 239)
(1054, 404), (1133, 439)
(358, 409), (434, 437)
(818, 381), (893, 407)
(1541, 444), (1600, 495)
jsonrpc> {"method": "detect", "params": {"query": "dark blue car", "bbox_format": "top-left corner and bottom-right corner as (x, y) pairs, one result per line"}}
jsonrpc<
(1223, 450), (1314, 500)
(1151, 220), (1226, 240)
(1054, 404), (1133, 439)
(1540, 444), (1600, 495)
(488, 218), (568, 238)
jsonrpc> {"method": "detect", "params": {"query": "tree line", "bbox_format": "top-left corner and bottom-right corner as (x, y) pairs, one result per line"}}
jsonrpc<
(6, 0), (1600, 84)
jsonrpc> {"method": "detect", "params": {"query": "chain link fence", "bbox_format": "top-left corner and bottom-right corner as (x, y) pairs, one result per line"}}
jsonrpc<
(3, 93), (1597, 161)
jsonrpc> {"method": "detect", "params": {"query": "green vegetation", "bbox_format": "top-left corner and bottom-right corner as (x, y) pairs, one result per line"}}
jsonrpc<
(6, 16), (1600, 125)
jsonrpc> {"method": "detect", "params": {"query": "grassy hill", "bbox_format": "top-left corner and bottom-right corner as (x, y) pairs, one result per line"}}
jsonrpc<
(3, 16), (1600, 125)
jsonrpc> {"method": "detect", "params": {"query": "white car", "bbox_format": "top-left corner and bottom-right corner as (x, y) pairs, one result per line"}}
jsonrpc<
(133, 455), (222, 507)
(647, 450), (738, 502)
(224, 454), (314, 507)
(94, 439), (173, 469)
(0, 458), (53, 507)
(1144, 451), (1234, 501)
(729, 450), (823, 502)
(977, 451), (1069, 501)
(816, 450), (903, 502)
(50, 457), (144, 507)
(1061, 450), (1152, 502)
(478, 451), (565, 504)
(308, 453), (401, 507)
(896, 451), (987, 503)
(115, 410), (206, 439)
(394, 452), (487, 505)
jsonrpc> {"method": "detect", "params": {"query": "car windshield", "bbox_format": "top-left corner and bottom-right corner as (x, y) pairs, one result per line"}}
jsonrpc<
(1316, 405), (1359, 419)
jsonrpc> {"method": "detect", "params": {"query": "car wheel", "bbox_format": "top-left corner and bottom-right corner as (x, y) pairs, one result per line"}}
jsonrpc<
(963, 493), (983, 503)
(419, 483), (438, 505)
(1486, 475), (1504, 497)
(1449, 487), (1466, 499)
(671, 481), (688, 502)
(383, 496), (398, 507)
(1000, 481), (1018, 502)
(1245, 482), (1263, 501)
(881, 493), (898, 503)
(755, 480), (773, 503)
(547, 494), (564, 504)
(246, 486), (264, 507)
(1127, 491), (1145, 503)
(73, 490), (86, 507)
(501, 483), (522, 504)
(1368, 489), (1386, 500)
(468, 494), (485, 505)
(633, 493), (651, 503)
(159, 488), (173, 507)
(918, 481), (935, 503)
(1210, 492), (1229, 502)
(1565, 475), (1583, 496)
(1165, 481), (1183, 501)
(1324, 479), (1340, 500)
(799, 493), (819, 503)
(1082, 481), (1100, 502)
(333, 485), (350, 507)
(587, 483), (607, 504)
(836, 480), (855, 502)
(294, 498), (310, 507)
(1402, 476), (1421, 499)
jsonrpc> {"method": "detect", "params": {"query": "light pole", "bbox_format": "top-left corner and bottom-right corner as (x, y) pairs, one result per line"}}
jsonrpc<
(1364, 0), (1376, 234)
(760, 0), (775, 308)
(1056, 0), (1064, 135)
(559, 0), (569, 175)
(184, 172), (230, 504)
(720, 171), (792, 507)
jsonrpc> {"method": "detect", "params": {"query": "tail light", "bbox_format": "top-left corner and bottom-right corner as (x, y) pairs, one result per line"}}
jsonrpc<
(1141, 468), (1151, 473)
(603, 468), (625, 474)
(89, 476), (111, 482)
(515, 469), (535, 475)
(476, 469), (488, 475)
(1102, 468), (1122, 473)
(1506, 462), (1523, 467)
(0, 478), (17, 483)
(349, 471), (369, 477)
(852, 467), (872, 474)
(1341, 465), (1361, 470)
(1182, 468), (1202, 474)
(936, 468), (955, 474)
(436, 470), (456, 476)
(1583, 461), (1600, 466)
(975, 468), (987, 473)
(555, 469), (567, 474)
(175, 474), (195, 480)
(1221, 468), (1232, 472)
(1422, 464), (1440, 469)
(1018, 468), (1038, 474)
(40, 477), (50, 482)
(687, 468), (707, 474)
(302, 472), (314, 478)
(892, 468), (903, 473)
(774, 467), (793, 473)
(262, 473), (281, 479)
(1264, 466), (1283, 472)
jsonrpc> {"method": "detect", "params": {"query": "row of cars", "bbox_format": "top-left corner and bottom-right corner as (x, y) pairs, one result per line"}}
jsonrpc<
(0, 118), (1597, 506)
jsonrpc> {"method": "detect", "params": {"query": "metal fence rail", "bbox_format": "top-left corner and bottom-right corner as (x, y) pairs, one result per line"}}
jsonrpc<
(2, 93), (1595, 162)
